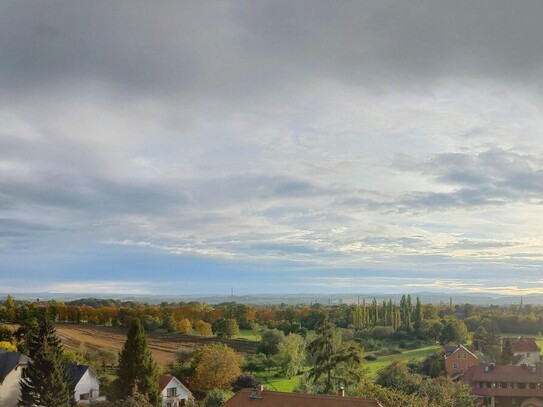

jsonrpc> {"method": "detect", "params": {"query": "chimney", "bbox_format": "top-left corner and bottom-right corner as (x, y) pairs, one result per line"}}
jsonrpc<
(258, 384), (264, 393)
(337, 387), (345, 397)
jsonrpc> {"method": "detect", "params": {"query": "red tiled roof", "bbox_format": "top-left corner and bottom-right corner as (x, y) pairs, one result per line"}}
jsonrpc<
(464, 365), (543, 384)
(503, 336), (541, 353)
(221, 389), (383, 407)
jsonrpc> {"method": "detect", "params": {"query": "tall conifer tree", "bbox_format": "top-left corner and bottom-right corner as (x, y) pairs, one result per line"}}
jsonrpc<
(113, 318), (161, 406)
(19, 315), (72, 406)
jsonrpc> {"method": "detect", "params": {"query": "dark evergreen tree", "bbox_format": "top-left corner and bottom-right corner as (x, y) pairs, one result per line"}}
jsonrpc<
(413, 297), (424, 337)
(307, 316), (363, 394)
(113, 319), (161, 406)
(19, 315), (72, 407)
(501, 338), (514, 365)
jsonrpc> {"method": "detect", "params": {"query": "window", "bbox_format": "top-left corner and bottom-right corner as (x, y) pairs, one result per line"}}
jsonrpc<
(167, 388), (177, 397)
(453, 363), (458, 369)
(463, 353), (467, 359)
(467, 364), (472, 368)
(458, 353), (461, 359)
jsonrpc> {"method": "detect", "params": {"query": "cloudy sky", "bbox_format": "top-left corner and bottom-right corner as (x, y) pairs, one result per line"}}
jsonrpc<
(2, 1), (543, 295)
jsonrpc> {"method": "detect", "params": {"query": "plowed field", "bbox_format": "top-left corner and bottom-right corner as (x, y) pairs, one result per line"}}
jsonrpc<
(55, 325), (257, 365)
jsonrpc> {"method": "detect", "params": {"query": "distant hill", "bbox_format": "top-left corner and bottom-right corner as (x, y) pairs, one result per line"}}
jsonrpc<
(0, 291), (535, 305)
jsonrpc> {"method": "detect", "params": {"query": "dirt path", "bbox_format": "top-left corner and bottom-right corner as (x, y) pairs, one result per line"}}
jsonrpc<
(55, 325), (257, 366)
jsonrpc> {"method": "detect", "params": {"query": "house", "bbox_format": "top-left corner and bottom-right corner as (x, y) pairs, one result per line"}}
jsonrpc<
(464, 364), (543, 407)
(503, 337), (541, 364)
(221, 386), (383, 407)
(0, 349), (29, 407)
(444, 344), (480, 379)
(159, 374), (194, 407)
(65, 362), (101, 404)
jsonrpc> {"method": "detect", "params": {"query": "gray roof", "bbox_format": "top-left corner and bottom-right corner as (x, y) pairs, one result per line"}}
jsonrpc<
(0, 350), (29, 384)
(65, 363), (97, 386)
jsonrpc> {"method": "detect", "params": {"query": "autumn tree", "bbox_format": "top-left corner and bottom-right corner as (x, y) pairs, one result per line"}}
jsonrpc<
(191, 343), (242, 395)
(119, 385), (154, 407)
(19, 315), (72, 407)
(178, 318), (192, 334)
(113, 319), (160, 406)
(195, 320), (212, 336)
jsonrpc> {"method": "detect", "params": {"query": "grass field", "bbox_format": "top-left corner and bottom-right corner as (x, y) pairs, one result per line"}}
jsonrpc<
(365, 344), (440, 378)
(254, 369), (302, 392)
(235, 329), (260, 342)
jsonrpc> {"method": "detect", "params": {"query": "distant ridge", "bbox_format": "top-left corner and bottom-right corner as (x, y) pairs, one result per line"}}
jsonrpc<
(0, 291), (536, 305)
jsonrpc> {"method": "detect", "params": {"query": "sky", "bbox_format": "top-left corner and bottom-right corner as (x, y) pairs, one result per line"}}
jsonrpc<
(2, 1), (543, 296)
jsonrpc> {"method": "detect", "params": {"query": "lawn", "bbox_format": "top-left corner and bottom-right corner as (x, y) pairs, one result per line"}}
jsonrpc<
(365, 344), (440, 378)
(254, 369), (301, 392)
(234, 329), (260, 342)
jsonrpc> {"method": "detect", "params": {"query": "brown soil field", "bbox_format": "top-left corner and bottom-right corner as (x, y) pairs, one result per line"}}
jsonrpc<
(55, 325), (258, 366)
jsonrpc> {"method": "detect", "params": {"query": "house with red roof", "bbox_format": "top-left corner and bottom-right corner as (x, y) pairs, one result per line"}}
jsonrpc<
(464, 364), (543, 407)
(444, 344), (480, 379)
(221, 387), (383, 407)
(503, 337), (541, 365)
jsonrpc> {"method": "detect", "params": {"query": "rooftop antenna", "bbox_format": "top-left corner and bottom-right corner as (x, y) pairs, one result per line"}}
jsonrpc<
(231, 288), (234, 299)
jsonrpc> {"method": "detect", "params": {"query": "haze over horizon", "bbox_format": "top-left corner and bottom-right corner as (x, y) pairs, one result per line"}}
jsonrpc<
(2, 1), (543, 296)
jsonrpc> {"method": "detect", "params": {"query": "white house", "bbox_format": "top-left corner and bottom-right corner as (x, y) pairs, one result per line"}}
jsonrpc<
(159, 374), (193, 407)
(65, 362), (101, 403)
(0, 349), (29, 407)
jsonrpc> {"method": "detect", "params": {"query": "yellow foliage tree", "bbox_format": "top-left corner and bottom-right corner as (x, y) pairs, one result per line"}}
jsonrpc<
(191, 343), (242, 394)
(0, 341), (17, 352)
(178, 319), (192, 334)
(194, 320), (212, 336)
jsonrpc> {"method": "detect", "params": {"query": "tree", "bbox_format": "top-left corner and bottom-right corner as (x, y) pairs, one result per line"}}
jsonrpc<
(501, 338), (514, 365)
(191, 343), (242, 395)
(307, 316), (364, 394)
(19, 316), (72, 407)
(5, 294), (16, 321)
(113, 319), (160, 406)
(481, 325), (501, 363)
(162, 315), (178, 333)
(0, 340), (17, 351)
(440, 317), (468, 345)
(118, 385), (154, 407)
(375, 360), (421, 395)
(178, 318), (192, 334)
(212, 318), (239, 338)
(202, 388), (234, 407)
(276, 333), (305, 378)
(195, 320), (212, 336)
(244, 353), (268, 373)
(232, 374), (258, 392)
(413, 297), (424, 336)
(257, 328), (285, 356)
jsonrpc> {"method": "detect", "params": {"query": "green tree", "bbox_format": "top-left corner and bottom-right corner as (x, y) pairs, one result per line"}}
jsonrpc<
(307, 316), (364, 394)
(113, 319), (160, 406)
(5, 294), (16, 321)
(257, 328), (285, 356)
(413, 297), (424, 336)
(501, 338), (514, 365)
(482, 325), (501, 363)
(440, 317), (467, 345)
(276, 333), (305, 378)
(202, 388), (234, 407)
(212, 318), (239, 338)
(19, 316), (72, 407)
(118, 385), (154, 407)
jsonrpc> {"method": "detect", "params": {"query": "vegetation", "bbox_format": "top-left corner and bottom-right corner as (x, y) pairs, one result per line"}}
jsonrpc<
(20, 314), (72, 407)
(112, 319), (160, 406)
